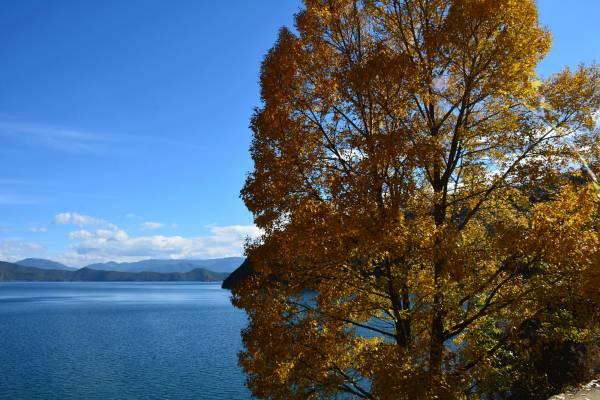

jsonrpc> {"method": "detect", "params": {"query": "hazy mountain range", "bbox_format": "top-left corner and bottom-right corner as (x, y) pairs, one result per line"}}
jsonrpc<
(83, 257), (245, 274)
(0, 261), (229, 282)
(16, 258), (77, 271)
(14, 257), (245, 274)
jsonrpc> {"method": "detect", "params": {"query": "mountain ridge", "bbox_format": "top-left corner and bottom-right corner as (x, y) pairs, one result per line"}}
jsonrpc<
(16, 258), (76, 271)
(84, 257), (245, 273)
(8, 257), (245, 273)
(0, 261), (228, 282)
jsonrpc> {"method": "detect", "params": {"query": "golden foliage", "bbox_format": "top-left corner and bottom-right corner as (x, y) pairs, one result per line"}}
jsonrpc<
(235, 1), (600, 398)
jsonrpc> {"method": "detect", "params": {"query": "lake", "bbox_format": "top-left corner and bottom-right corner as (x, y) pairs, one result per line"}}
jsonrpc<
(0, 282), (251, 400)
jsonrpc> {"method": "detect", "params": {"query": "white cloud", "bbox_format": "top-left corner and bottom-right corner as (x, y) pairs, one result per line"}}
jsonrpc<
(29, 226), (48, 233)
(59, 224), (262, 266)
(68, 230), (94, 240)
(0, 211), (262, 267)
(54, 212), (116, 229)
(142, 221), (163, 230)
(69, 228), (128, 240)
(207, 224), (263, 243)
(0, 239), (45, 262)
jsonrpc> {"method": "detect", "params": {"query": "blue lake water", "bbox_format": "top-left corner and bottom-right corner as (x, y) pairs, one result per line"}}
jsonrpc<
(0, 282), (251, 400)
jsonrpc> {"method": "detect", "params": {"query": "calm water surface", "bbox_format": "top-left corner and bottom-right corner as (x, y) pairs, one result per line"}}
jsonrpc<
(0, 282), (251, 399)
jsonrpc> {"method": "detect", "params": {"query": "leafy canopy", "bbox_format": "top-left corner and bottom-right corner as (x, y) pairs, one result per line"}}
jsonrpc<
(235, 0), (600, 398)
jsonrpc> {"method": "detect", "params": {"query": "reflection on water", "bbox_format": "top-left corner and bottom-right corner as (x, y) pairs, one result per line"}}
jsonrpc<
(0, 282), (250, 400)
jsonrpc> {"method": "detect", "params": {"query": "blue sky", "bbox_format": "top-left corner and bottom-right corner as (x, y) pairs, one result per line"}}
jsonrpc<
(0, 1), (598, 266)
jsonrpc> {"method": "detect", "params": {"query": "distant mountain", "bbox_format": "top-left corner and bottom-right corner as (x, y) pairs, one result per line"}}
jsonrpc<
(0, 261), (71, 281)
(16, 258), (76, 271)
(84, 257), (245, 274)
(0, 261), (228, 282)
(222, 259), (254, 290)
(69, 267), (228, 282)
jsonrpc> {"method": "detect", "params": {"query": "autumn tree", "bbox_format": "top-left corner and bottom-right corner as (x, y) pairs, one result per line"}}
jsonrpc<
(234, 0), (600, 398)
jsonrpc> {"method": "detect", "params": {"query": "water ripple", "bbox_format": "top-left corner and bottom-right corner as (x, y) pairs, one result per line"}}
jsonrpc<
(0, 282), (250, 400)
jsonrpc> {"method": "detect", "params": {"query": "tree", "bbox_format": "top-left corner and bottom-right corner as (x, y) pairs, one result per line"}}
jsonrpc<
(234, 1), (600, 398)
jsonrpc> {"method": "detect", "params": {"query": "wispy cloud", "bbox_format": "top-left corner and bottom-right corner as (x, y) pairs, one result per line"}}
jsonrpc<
(53, 212), (117, 229)
(0, 179), (44, 186)
(0, 194), (42, 205)
(0, 120), (109, 152)
(29, 226), (48, 233)
(142, 221), (163, 230)
(0, 118), (204, 155)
